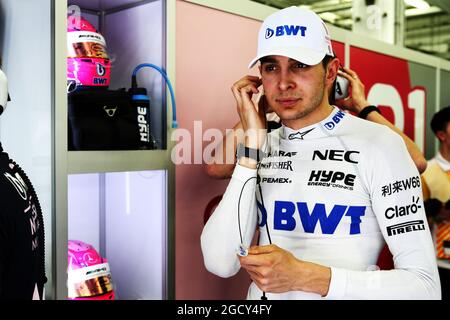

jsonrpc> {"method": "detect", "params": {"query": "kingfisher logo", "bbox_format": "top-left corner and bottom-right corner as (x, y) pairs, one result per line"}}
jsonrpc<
(324, 110), (346, 130)
(265, 25), (307, 39)
(258, 161), (293, 171)
(257, 200), (366, 235)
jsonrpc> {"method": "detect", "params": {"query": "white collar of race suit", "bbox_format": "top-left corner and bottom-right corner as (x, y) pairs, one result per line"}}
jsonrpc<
(435, 151), (450, 172)
(280, 106), (346, 141)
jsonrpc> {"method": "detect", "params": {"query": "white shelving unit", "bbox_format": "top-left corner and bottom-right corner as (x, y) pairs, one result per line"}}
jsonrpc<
(53, 0), (176, 299)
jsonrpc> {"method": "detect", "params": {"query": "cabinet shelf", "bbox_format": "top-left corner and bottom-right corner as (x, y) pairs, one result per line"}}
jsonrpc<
(52, 0), (175, 300)
(68, 149), (170, 174)
(70, 0), (150, 12)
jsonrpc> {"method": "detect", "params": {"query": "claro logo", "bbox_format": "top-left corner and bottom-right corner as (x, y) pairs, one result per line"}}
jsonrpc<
(385, 196), (422, 219)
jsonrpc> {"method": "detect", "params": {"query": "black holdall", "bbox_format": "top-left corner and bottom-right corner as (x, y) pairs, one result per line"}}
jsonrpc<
(68, 88), (154, 150)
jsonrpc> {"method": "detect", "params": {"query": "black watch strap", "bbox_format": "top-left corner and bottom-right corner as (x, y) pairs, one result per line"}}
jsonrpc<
(236, 143), (265, 162)
(358, 105), (381, 119)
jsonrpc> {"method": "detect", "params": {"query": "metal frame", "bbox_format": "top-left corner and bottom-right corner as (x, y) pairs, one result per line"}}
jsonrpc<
(52, 0), (175, 300)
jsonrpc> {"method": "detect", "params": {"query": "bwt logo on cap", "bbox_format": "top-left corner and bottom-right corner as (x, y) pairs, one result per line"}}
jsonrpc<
(265, 25), (307, 39)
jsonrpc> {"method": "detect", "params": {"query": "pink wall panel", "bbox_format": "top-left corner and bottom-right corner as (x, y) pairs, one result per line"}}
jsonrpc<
(175, 1), (261, 299)
(175, 1), (348, 299)
(332, 41), (345, 65)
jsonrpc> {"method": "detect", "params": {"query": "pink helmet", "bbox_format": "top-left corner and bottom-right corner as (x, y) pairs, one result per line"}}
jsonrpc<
(67, 16), (111, 91)
(67, 240), (115, 300)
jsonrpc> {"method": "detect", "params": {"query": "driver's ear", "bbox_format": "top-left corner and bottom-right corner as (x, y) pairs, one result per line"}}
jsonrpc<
(436, 130), (446, 143)
(326, 58), (339, 83)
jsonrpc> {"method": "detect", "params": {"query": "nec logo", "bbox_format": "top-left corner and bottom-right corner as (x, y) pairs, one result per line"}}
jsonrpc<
(258, 200), (366, 235)
(265, 25), (307, 39)
(324, 110), (346, 130)
(312, 149), (360, 164)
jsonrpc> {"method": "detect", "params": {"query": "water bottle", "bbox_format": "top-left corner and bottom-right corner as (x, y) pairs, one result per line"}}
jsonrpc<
(130, 86), (154, 149)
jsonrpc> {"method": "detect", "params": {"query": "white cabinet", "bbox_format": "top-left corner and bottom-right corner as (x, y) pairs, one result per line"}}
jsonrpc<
(56, 0), (175, 300)
(68, 170), (168, 299)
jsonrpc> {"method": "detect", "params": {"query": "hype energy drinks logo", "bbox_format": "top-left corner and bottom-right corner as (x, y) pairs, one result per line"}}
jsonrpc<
(265, 25), (308, 39)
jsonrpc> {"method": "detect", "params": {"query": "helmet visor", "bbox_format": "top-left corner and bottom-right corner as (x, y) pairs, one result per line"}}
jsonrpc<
(68, 262), (114, 298)
(67, 31), (109, 59)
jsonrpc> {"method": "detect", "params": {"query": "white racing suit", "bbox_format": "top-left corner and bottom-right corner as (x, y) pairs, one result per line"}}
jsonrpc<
(201, 107), (441, 299)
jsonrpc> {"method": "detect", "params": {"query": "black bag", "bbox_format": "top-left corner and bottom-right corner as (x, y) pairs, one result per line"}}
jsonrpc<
(68, 89), (153, 150)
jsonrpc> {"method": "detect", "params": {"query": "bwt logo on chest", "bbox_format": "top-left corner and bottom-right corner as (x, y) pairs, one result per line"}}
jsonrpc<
(265, 25), (307, 39)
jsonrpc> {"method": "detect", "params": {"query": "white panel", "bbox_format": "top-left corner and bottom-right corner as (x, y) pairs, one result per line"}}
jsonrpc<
(68, 174), (101, 249)
(105, 170), (166, 299)
(104, 1), (165, 148)
(353, 0), (397, 44)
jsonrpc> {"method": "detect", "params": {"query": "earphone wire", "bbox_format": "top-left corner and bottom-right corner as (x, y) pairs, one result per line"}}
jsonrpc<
(236, 104), (274, 300)
(258, 116), (273, 300)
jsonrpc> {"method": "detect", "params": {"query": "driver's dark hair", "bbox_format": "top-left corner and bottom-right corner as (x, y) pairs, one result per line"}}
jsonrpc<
(322, 54), (335, 68)
(430, 106), (450, 135)
(324, 53), (338, 105)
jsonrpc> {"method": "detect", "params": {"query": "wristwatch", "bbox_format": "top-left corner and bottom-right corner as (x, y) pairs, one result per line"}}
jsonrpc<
(358, 105), (381, 119)
(236, 143), (265, 162)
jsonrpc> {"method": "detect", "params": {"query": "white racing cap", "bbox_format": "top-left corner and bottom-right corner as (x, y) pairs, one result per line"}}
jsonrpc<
(248, 6), (334, 68)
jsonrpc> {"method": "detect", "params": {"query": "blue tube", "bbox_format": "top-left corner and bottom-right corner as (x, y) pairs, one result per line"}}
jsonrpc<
(132, 63), (178, 128)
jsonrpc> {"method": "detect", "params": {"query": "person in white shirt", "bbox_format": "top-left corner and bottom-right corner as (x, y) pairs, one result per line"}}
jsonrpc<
(421, 106), (450, 300)
(422, 106), (450, 204)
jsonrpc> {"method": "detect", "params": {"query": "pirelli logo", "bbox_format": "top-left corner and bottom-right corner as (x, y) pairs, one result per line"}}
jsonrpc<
(386, 220), (425, 236)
